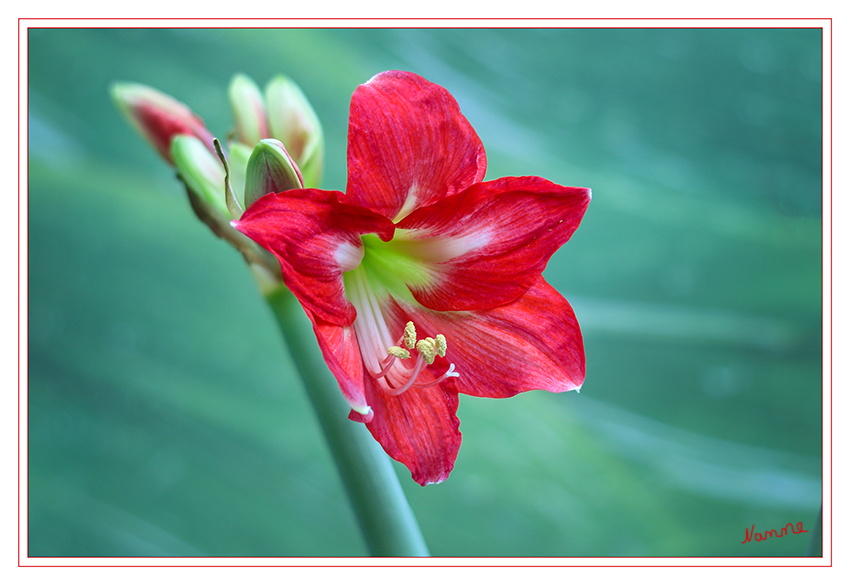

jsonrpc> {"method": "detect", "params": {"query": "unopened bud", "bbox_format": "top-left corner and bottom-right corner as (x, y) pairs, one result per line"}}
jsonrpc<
(264, 75), (324, 188)
(110, 82), (215, 165)
(229, 73), (269, 147)
(170, 135), (228, 215)
(243, 139), (304, 208)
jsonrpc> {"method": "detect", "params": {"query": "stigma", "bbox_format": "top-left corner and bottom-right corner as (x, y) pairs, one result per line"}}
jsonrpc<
(371, 321), (459, 396)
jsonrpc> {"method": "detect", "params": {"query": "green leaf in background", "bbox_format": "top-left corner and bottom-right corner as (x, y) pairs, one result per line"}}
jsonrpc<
(27, 27), (822, 557)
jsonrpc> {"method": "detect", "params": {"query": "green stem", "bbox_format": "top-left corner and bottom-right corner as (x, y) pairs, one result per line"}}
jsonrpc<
(264, 284), (430, 557)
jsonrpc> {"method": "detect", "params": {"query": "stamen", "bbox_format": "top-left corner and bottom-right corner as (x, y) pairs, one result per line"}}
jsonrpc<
(416, 338), (437, 364)
(374, 356), (397, 378)
(384, 354), (425, 396)
(403, 321), (417, 350)
(374, 346), (411, 379)
(435, 334), (447, 357)
(387, 346), (410, 360)
(368, 321), (459, 396)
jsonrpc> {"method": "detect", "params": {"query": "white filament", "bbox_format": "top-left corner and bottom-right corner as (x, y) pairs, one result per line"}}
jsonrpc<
(346, 266), (460, 395)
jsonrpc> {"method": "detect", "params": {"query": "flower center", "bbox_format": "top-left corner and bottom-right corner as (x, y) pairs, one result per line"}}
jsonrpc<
(343, 238), (459, 396)
(343, 266), (459, 396)
(371, 321), (459, 396)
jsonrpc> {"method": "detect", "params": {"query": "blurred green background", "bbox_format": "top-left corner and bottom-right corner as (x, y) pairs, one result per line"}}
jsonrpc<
(27, 27), (823, 557)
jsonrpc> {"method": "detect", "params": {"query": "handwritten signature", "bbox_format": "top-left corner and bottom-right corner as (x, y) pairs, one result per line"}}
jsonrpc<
(742, 522), (808, 544)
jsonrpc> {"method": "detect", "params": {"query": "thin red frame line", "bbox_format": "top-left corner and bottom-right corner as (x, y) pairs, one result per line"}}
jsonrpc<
(828, 18), (833, 566)
(16, 17), (833, 20)
(17, 17), (22, 570)
(17, 18), (833, 568)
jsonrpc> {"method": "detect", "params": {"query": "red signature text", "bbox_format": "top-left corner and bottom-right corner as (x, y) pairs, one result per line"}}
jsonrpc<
(741, 522), (808, 544)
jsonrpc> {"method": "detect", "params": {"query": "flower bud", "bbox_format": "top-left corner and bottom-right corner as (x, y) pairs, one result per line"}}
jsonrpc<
(170, 135), (228, 215)
(228, 73), (269, 147)
(244, 139), (304, 209)
(110, 82), (215, 165)
(264, 75), (324, 188)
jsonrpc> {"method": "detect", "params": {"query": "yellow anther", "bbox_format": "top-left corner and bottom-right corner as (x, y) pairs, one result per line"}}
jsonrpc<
(416, 338), (437, 364)
(387, 346), (410, 360)
(403, 321), (417, 349)
(435, 334), (447, 357)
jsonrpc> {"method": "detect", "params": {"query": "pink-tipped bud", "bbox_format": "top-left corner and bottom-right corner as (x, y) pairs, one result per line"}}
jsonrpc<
(110, 82), (215, 165)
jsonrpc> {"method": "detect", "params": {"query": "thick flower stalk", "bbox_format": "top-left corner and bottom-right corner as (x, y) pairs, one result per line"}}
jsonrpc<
(233, 71), (591, 486)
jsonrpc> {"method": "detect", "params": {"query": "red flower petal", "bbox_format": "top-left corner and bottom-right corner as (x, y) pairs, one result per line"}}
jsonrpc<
(350, 375), (461, 486)
(396, 176), (591, 312)
(345, 71), (487, 221)
(308, 314), (372, 419)
(410, 276), (585, 398)
(232, 189), (395, 326)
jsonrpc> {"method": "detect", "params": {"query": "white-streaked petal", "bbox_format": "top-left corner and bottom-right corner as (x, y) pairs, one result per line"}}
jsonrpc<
(335, 240), (365, 272)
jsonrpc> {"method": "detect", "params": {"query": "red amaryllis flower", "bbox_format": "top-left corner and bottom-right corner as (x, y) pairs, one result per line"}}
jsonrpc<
(233, 71), (590, 485)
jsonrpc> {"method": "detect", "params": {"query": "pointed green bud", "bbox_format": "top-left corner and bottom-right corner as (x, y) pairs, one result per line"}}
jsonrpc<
(170, 135), (228, 215)
(244, 139), (304, 209)
(229, 73), (269, 147)
(264, 75), (324, 188)
(111, 82), (216, 165)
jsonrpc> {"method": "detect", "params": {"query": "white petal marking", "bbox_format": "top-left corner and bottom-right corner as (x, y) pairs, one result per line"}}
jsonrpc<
(335, 241), (365, 272)
(393, 184), (419, 222)
(396, 229), (492, 263)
